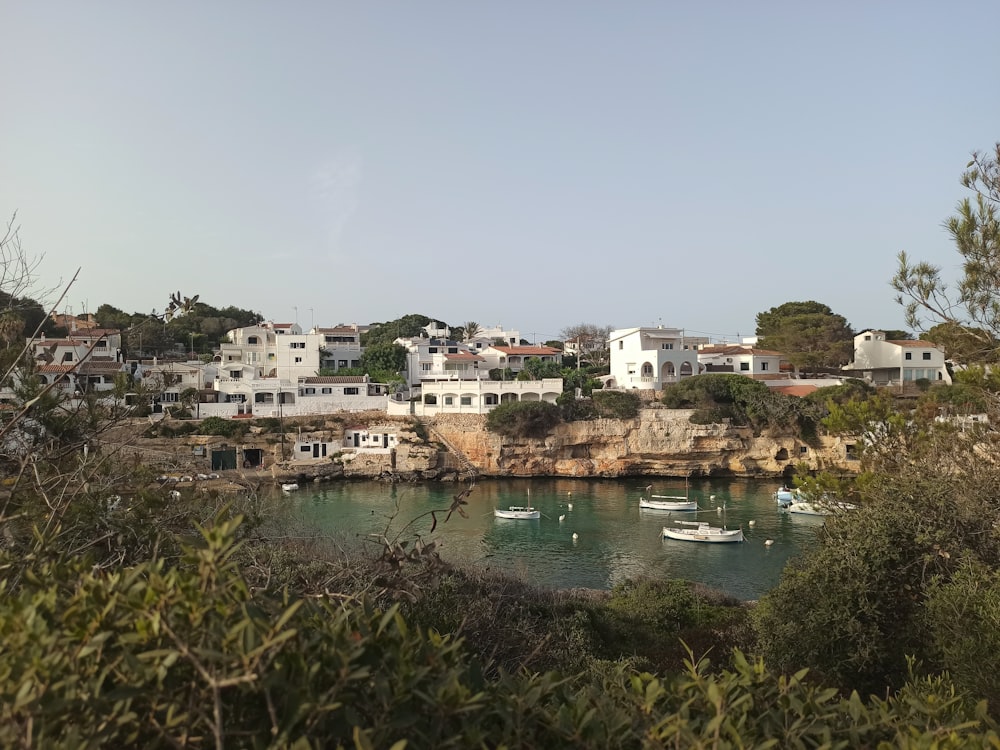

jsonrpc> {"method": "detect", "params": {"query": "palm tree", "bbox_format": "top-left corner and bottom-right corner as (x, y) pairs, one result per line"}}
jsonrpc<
(463, 321), (481, 342)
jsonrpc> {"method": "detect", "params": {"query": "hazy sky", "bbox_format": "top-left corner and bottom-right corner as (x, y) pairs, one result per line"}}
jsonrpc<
(2, 2), (998, 343)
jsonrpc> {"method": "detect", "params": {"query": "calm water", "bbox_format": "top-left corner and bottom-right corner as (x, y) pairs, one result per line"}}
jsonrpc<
(277, 478), (826, 601)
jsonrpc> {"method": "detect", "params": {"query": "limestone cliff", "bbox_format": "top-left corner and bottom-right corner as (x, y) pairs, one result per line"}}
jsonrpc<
(427, 407), (857, 479)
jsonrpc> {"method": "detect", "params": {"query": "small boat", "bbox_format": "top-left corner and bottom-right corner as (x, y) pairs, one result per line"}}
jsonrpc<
(494, 505), (540, 520)
(784, 499), (856, 516)
(640, 496), (698, 512)
(662, 521), (744, 543)
(775, 486), (797, 503)
(281, 483), (299, 492)
(641, 480), (698, 512)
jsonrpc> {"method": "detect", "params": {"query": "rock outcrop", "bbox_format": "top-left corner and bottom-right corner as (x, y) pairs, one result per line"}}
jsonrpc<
(426, 407), (857, 479)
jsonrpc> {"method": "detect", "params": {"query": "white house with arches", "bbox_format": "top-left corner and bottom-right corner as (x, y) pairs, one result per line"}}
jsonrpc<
(387, 378), (563, 416)
(607, 326), (707, 390)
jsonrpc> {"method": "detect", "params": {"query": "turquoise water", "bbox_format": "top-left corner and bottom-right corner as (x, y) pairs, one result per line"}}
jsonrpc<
(280, 478), (825, 601)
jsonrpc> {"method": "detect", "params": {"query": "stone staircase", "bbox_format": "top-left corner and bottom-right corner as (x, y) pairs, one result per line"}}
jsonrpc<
(426, 425), (478, 481)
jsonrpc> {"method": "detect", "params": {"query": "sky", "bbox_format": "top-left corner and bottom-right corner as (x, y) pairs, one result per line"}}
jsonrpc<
(2, 2), (999, 345)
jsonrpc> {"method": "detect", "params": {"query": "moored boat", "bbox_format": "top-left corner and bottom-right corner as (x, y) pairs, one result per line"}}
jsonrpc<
(642, 480), (698, 512)
(640, 496), (698, 512)
(662, 521), (744, 543)
(281, 483), (299, 492)
(494, 505), (540, 520)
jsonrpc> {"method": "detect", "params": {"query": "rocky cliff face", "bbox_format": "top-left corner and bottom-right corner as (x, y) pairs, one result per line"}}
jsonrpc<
(428, 408), (856, 479)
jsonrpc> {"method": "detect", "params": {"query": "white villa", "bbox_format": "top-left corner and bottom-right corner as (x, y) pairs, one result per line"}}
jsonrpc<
(607, 327), (708, 390)
(388, 378), (564, 416)
(478, 345), (563, 374)
(398, 336), (485, 388)
(314, 324), (364, 373)
(31, 329), (127, 394)
(696, 344), (784, 377)
(843, 330), (952, 385)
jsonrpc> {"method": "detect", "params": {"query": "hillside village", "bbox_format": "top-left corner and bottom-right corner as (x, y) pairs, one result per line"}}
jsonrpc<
(4, 311), (953, 481)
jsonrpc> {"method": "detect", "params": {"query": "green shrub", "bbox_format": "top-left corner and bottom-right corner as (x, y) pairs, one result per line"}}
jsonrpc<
(592, 390), (641, 419)
(197, 416), (247, 439)
(485, 401), (562, 439)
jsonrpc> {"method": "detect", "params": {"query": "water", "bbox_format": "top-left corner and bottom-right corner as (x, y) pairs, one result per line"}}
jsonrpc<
(279, 478), (825, 600)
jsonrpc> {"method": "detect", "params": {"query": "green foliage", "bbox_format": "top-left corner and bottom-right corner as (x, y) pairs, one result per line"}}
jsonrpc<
(516, 357), (562, 380)
(197, 416), (247, 439)
(488, 367), (514, 381)
(591, 390), (640, 419)
(362, 314), (436, 347)
(662, 374), (822, 434)
(485, 401), (562, 439)
(359, 342), (407, 381)
(755, 300), (854, 371)
(893, 145), (1000, 360)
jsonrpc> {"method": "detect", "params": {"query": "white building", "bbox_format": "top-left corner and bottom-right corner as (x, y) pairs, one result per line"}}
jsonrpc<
(696, 344), (784, 377)
(843, 330), (951, 385)
(607, 327), (706, 390)
(478, 345), (563, 375)
(313, 324), (363, 372)
(388, 378), (564, 416)
(31, 329), (127, 394)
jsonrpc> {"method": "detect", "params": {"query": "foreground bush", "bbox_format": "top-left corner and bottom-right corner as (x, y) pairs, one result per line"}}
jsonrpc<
(2, 516), (998, 748)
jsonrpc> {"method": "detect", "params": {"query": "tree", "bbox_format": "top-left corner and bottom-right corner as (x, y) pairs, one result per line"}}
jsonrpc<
(755, 301), (853, 372)
(362, 314), (435, 347)
(461, 321), (481, 341)
(893, 144), (1000, 362)
(359, 342), (407, 381)
(560, 323), (613, 368)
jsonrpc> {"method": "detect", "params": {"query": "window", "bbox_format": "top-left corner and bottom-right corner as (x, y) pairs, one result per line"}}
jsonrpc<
(300, 445), (311, 453)
(344, 387), (358, 395)
(95, 340), (107, 348)
(248, 336), (259, 345)
(290, 342), (306, 349)
(618, 341), (623, 350)
(294, 357), (302, 363)
(421, 363), (432, 371)
(922, 352), (931, 360)
(662, 343), (673, 349)
(229, 371), (241, 379)
(905, 352), (912, 360)
(321, 387), (332, 394)
(351, 360), (360, 368)
(864, 335), (871, 341)
(444, 396), (454, 405)
(760, 362), (769, 371)
(627, 363), (636, 375)
(62, 352), (73, 362)
(448, 347), (458, 354)
(799, 446), (808, 454)
(424, 394), (437, 404)
(304, 387), (315, 394)
(428, 347), (438, 353)
(740, 362), (750, 371)
(460, 395), (472, 406)
(338, 360), (348, 367)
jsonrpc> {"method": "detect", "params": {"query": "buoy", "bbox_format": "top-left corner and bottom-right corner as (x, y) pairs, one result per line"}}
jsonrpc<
(717, 506), (722, 513)
(748, 520), (756, 527)
(710, 494), (716, 501)
(559, 514), (566, 522)
(169, 490), (181, 499)
(765, 539), (774, 547)
(572, 532), (579, 540)
(568, 503), (574, 510)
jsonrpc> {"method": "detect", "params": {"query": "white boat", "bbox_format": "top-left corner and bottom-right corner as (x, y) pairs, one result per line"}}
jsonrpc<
(775, 486), (798, 503)
(662, 521), (744, 543)
(785, 498), (857, 516)
(641, 480), (698, 512)
(281, 483), (299, 492)
(640, 496), (698, 512)
(494, 505), (540, 520)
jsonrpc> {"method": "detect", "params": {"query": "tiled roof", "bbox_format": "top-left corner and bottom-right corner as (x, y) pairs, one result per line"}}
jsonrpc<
(771, 385), (820, 397)
(889, 340), (938, 348)
(699, 345), (783, 357)
(445, 352), (485, 361)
